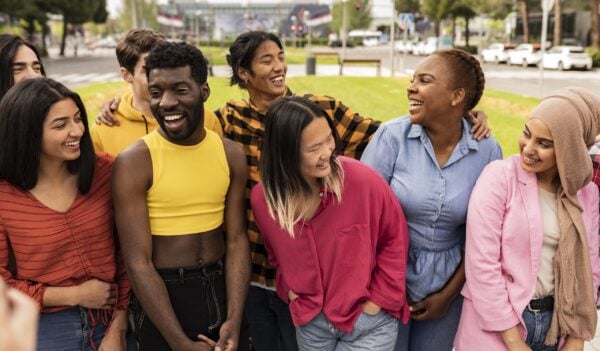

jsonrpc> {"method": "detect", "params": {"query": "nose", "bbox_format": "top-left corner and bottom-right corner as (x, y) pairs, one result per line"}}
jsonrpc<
(407, 80), (417, 94)
(23, 66), (39, 80)
(521, 139), (535, 155)
(274, 57), (286, 74)
(69, 120), (84, 137)
(159, 91), (178, 110)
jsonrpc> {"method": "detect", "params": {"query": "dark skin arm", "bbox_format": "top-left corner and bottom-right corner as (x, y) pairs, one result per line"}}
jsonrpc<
(468, 110), (491, 140)
(410, 256), (465, 321)
(200, 138), (250, 351)
(112, 141), (212, 351)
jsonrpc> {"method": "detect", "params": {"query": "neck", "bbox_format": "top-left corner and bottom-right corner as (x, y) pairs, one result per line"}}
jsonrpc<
(131, 95), (153, 117)
(425, 116), (463, 149)
(247, 88), (284, 113)
(537, 172), (559, 193)
(37, 158), (73, 185)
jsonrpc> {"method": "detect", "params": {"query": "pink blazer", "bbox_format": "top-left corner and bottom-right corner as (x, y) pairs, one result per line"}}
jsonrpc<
(454, 155), (600, 350)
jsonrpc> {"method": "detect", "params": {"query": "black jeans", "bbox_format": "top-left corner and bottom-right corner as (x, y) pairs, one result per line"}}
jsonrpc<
(245, 285), (298, 351)
(131, 260), (249, 351)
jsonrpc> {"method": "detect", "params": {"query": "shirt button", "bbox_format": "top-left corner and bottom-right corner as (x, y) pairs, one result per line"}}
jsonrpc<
(507, 275), (514, 283)
(319, 192), (323, 197)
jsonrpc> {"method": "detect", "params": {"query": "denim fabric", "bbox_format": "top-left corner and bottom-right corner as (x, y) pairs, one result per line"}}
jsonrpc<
(37, 306), (136, 351)
(296, 310), (398, 351)
(395, 294), (463, 351)
(132, 261), (249, 351)
(361, 117), (502, 301)
(245, 285), (298, 351)
(522, 308), (558, 351)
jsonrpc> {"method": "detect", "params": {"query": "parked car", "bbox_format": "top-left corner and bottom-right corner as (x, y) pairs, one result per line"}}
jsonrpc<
(328, 40), (355, 48)
(538, 46), (592, 71)
(507, 43), (542, 67)
(412, 36), (452, 56)
(480, 43), (515, 63)
(394, 39), (415, 54)
(86, 37), (117, 50)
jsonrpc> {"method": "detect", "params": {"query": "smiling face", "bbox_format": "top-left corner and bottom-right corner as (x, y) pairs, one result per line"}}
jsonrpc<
(407, 55), (461, 127)
(239, 40), (287, 106)
(148, 65), (208, 145)
(519, 119), (558, 183)
(40, 98), (85, 164)
(299, 117), (335, 189)
(12, 45), (43, 84)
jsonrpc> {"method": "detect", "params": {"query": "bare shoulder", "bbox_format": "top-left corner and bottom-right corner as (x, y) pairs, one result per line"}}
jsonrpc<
(221, 138), (244, 162)
(113, 139), (153, 188)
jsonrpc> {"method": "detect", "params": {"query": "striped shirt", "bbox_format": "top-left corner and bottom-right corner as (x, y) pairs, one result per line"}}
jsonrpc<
(0, 153), (130, 312)
(215, 88), (381, 288)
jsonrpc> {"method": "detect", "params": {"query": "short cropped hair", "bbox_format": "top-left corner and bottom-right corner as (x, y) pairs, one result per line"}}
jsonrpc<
(144, 41), (208, 86)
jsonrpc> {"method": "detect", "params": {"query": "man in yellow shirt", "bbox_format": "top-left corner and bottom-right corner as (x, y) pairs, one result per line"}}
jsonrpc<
(91, 28), (222, 156)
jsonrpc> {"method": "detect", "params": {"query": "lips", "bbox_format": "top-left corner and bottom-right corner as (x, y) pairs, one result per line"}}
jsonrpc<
(270, 75), (285, 87)
(408, 98), (423, 114)
(522, 154), (539, 165)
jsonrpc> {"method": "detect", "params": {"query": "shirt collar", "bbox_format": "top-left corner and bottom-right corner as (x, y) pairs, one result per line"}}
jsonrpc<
(407, 118), (479, 151)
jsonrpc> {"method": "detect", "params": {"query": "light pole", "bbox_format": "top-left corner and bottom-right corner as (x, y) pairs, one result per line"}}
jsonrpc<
(194, 10), (202, 45)
(389, 1), (396, 77)
(304, 10), (311, 51)
(342, 0), (348, 59)
(291, 15), (297, 48)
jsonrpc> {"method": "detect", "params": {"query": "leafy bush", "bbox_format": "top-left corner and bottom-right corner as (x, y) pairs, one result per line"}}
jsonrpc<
(586, 47), (600, 67)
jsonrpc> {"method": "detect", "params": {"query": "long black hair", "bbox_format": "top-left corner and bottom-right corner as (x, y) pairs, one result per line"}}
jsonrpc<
(0, 78), (96, 193)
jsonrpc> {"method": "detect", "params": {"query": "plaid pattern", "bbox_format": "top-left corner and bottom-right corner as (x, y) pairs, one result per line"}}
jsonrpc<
(215, 88), (381, 287)
(591, 142), (600, 188)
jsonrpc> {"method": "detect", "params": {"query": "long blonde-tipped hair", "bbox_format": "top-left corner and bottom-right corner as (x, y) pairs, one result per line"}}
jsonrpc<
(260, 96), (344, 237)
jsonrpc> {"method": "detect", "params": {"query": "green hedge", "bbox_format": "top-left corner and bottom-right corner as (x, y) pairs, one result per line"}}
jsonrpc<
(454, 45), (478, 54)
(586, 47), (600, 67)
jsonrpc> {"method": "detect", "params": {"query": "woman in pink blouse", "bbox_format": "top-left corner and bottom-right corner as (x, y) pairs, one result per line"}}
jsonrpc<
(455, 88), (600, 351)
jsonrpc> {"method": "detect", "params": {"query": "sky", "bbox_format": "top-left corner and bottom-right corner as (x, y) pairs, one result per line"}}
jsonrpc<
(106, 0), (394, 19)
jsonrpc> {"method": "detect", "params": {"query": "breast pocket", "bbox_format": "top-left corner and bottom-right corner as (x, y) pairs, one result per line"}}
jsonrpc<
(336, 224), (371, 269)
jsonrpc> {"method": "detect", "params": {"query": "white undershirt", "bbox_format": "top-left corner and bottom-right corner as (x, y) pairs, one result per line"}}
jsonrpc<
(535, 187), (561, 298)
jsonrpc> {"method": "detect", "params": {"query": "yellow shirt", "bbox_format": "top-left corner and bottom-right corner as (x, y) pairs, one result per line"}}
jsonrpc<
(91, 91), (223, 156)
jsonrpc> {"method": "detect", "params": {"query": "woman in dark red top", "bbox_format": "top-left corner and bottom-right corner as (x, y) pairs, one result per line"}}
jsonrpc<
(0, 78), (131, 350)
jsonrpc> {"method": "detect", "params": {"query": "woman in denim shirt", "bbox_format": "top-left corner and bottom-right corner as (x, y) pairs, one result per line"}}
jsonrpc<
(361, 49), (502, 351)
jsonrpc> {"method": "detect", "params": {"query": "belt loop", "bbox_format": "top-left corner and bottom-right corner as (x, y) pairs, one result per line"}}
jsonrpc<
(178, 268), (184, 285)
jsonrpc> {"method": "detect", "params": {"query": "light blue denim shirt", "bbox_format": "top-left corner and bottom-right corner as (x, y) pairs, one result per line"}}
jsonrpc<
(361, 116), (502, 301)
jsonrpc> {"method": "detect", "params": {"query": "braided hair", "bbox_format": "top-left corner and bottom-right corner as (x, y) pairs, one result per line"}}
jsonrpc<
(433, 49), (485, 112)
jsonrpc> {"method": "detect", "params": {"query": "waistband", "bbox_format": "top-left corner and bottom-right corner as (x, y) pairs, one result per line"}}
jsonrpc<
(526, 295), (554, 312)
(156, 259), (224, 281)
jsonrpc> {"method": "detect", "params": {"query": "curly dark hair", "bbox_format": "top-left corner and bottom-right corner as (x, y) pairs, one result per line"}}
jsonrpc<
(433, 49), (485, 112)
(227, 31), (283, 89)
(144, 41), (208, 85)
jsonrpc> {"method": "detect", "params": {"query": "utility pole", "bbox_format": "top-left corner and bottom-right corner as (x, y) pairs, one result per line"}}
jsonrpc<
(130, 0), (138, 28)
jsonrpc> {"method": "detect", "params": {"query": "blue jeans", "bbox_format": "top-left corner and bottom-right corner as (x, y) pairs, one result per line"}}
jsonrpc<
(395, 294), (463, 351)
(523, 308), (558, 351)
(37, 306), (136, 351)
(245, 285), (298, 351)
(296, 311), (399, 351)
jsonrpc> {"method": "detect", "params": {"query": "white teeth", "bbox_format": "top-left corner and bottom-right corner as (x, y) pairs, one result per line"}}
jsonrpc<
(164, 114), (183, 121)
(64, 141), (79, 147)
(523, 155), (538, 164)
(409, 99), (423, 107)
(271, 76), (284, 84)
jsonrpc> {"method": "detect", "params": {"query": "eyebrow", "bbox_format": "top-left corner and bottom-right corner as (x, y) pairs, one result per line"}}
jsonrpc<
(306, 132), (333, 149)
(524, 125), (553, 143)
(12, 61), (41, 67)
(416, 73), (435, 80)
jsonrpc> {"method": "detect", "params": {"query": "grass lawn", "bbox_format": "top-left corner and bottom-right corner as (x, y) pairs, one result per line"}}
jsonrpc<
(75, 76), (540, 157)
(200, 46), (339, 66)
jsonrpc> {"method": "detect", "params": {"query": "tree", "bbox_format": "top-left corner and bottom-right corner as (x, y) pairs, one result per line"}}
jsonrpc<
(330, 0), (372, 34)
(394, 0), (419, 13)
(116, 0), (159, 32)
(553, 0), (561, 45)
(451, 3), (476, 46)
(591, 0), (599, 46)
(421, 0), (457, 37)
(519, 1), (530, 42)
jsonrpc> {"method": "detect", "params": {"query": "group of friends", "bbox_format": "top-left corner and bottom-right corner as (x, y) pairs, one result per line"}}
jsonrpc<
(0, 28), (598, 351)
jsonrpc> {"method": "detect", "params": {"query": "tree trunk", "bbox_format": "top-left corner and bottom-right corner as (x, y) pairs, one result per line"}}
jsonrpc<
(465, 17), (470, 47)
(520, 1), (530, 43)
(592, 0), (599, 47)
(452, 16), (456, 45)
(434, 20), (441, 37)
(553, 0), (561, 46)
(60, 19), (67, 57)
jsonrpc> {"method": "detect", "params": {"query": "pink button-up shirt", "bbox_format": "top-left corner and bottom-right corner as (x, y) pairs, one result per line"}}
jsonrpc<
(250, 157), (410, 333)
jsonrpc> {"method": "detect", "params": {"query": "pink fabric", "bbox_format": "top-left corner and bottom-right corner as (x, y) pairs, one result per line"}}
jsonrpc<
(454, 155), (600, 350)
(250, 157), (410, 334)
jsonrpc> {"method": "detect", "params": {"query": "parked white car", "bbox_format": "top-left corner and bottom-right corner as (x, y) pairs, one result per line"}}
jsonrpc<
(507, 43), (542, 67)
(480, 43), (515, 63)
(538, 46), (592, 71)
(412, 36), (452, 56)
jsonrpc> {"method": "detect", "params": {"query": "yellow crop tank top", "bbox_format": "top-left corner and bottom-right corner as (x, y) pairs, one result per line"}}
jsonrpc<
(142, 129), (230, 235)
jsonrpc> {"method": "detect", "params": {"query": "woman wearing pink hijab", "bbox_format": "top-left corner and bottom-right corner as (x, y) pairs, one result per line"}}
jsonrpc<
(455, 87), (600, 351)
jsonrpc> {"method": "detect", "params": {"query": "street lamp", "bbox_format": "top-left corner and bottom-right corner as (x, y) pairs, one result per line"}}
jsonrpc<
(304, 10), (311, 51)
(291, 15), (297, 48)
(194, 10), (202, 45)
(341, 0), (348, 59)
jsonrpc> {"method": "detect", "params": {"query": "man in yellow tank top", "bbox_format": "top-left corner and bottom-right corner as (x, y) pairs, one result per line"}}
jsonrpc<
(112, 41), (250, 351)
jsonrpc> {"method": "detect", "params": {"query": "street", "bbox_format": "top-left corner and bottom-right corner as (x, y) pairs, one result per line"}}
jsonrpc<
(43, 46), (600, 99)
